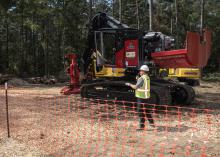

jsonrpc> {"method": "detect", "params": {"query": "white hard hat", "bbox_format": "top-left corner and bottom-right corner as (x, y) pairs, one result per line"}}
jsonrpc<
(140, 65), (149, 72)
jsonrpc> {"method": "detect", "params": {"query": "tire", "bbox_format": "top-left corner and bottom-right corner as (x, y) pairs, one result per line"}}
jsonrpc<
(149, 87), (172, 105)
(172, 84), (195, 105)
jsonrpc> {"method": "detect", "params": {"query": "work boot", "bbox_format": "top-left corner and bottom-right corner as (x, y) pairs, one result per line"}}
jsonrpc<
(137, 124), (145, 131)
(150, 124), (155, 128)
(149, 124), (157, 130)
(136, 128), (145, 131)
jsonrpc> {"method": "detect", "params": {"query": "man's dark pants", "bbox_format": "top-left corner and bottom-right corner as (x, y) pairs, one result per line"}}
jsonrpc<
(137, 98), (154, 128)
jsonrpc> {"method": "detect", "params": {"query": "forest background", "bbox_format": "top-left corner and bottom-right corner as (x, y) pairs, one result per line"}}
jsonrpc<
(0, 0), (219, 77)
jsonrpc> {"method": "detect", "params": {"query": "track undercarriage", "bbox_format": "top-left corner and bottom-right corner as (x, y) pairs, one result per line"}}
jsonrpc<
(81, 79), (195, 106)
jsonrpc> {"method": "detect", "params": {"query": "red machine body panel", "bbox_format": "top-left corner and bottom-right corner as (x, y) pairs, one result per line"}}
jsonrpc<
(124, 40), (139, 67)
(151, 29), (212, 68)
(115, 48), (125, 68)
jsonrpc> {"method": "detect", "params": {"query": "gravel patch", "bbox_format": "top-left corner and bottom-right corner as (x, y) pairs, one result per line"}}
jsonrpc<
(0, 138), (47, 157)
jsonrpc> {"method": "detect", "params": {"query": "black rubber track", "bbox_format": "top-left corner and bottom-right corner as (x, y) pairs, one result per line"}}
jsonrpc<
(80, 80), (172, 105)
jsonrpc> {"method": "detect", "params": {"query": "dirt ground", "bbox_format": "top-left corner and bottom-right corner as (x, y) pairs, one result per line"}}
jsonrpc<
(0, 81), (220, 157)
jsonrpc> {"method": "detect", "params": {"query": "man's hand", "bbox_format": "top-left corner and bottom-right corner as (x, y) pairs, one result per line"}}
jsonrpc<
(125, 83), (131, 87)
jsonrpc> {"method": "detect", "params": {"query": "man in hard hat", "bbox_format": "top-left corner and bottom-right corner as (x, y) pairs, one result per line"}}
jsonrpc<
(126, 65), (155, 130)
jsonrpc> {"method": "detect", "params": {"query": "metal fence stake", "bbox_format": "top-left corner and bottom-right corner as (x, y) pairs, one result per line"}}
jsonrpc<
(5, 82), (10, 138)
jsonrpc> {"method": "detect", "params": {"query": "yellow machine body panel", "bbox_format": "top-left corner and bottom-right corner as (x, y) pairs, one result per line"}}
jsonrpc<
(92, 60), (125, 78)
(160, 68), (201, 79)
(95, 66), (125, 78)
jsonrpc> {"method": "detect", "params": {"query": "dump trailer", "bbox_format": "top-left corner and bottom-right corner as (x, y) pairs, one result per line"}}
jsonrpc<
(80, 12), (211, 105)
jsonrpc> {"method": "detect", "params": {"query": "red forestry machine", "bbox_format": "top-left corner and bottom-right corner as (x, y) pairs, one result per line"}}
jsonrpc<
(62, 12), (212, 105)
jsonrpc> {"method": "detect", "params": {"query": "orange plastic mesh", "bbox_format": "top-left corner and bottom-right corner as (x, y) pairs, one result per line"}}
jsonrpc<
(0, 92), (219, 156)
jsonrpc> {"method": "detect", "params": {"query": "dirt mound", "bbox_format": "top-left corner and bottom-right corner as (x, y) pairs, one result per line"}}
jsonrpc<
(7, 78), (30, 86)
(0, 138), (47, 157)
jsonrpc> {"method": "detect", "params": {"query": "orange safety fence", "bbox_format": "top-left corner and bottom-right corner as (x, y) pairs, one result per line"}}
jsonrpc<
(0, 91), (219, 156)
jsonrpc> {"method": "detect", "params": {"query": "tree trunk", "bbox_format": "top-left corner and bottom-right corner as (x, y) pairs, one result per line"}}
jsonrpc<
(6, 13), (9, 71)
(217, 56), (220, 71)
(19, 5), (24, 76)
(136, 0), (140, 29)
(175, 0), (179, 48)
(89, 0), (93, 23)
(119, 0), (122, 22)
(32, 13), (37, 76)
(148, 0), (153, 31)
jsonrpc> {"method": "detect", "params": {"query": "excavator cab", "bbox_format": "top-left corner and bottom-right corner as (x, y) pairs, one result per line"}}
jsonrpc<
(92, 28), (142, 78)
